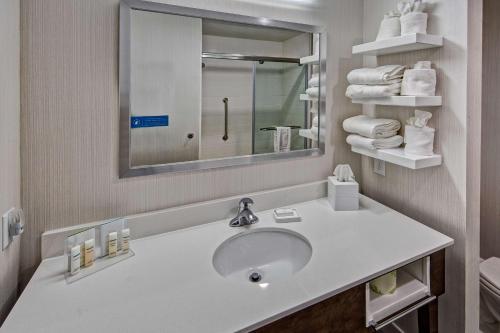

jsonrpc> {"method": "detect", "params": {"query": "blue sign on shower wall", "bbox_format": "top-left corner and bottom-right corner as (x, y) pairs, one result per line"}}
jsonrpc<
(131, 115), (169, 128)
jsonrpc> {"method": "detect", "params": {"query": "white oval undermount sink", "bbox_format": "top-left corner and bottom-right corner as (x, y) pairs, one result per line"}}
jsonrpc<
(212, 228), (312, 284)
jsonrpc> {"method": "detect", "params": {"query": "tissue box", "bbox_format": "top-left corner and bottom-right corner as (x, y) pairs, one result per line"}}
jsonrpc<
(328, 176), (359, 211)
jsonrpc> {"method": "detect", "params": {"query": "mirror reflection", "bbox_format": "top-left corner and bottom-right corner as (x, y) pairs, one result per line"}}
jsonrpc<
(126, 8), (322, 169)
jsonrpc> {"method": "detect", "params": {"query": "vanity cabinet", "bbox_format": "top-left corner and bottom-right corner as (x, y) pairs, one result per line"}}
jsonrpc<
(253, 250), (445, 333)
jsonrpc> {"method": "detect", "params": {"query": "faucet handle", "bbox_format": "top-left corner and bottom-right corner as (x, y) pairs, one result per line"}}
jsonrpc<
(239, 198), (254, 209)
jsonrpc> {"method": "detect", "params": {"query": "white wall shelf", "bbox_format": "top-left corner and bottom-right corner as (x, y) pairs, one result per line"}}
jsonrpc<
(351, 96), (442, 107)
(300, 94), (318, 101)
(352, 33), (443, 56)
(299, 129), (318, 141)
(351, 146), (442, 169)
(300, 54), (319, 65)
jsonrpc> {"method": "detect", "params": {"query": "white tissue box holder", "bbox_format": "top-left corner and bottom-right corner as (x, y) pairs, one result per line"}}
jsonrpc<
(328, 176), (359, 211)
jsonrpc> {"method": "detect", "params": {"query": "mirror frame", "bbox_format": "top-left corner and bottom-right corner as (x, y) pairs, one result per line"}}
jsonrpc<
(119, 0), (326, 177)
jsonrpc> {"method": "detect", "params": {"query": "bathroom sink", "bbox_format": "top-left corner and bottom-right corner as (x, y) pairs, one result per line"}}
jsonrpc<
(212, 228), (312, 284)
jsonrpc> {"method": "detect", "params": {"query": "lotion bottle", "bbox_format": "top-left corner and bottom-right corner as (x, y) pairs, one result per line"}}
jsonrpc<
(121, 228), (130, 254)
(108, 232), (117, 257)
(84, 239), (94, 267)
(69, 245), (81, 275)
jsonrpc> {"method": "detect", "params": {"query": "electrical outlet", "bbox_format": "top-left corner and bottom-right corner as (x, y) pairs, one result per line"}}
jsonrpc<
(373, 159), (386, 176)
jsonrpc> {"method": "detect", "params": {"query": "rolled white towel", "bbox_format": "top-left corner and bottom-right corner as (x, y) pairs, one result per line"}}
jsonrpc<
(401, 68), (437, 96)
(309, 74), (319, 87)
(346, 83), (401, 99)
(343, 115), (401, 139)
(347, 134), (403, 150)
(306, 87), (319, 98)
(312, 116), (319, 127)
(347, 65), (406, 85)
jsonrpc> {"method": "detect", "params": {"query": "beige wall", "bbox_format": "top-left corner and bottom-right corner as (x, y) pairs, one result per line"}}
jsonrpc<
(480, 0), (500, 261)
(360, 0), (479, 332)
(19, 0), (363, 285)
(0, 0), (21, 324)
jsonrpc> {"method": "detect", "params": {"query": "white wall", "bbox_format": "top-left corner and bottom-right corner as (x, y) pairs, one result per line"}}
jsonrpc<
(19, 0), (364, 289)
(0, 0), (20, 324)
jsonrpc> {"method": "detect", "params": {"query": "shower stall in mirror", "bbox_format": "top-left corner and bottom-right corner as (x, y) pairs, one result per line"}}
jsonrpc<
(201, 58), (309, 160)
(200, 25), (312, 160)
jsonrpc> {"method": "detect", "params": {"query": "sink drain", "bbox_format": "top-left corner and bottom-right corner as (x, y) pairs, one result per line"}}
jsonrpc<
(249, 272), (262, 283)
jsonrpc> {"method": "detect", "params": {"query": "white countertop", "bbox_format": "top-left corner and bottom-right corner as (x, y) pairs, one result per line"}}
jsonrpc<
(1, 195), (453, 333)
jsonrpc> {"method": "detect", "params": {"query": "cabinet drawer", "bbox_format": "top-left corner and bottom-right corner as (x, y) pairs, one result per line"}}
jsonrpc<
(366, 256), (431, 327)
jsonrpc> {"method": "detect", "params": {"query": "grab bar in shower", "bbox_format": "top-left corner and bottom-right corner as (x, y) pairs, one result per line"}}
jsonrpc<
(223, 98), (229, 141)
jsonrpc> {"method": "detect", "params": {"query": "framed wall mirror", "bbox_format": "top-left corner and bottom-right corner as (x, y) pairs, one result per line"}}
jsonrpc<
(119, 0), (326, 177)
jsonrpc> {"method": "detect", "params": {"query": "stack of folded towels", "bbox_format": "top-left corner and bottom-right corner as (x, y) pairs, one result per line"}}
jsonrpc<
(345, 65), (406, 99)
(343, 115), (403, 150)
(308, 69), (320, 136)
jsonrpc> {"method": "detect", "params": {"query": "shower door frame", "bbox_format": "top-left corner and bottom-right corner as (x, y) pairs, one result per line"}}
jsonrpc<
(119, 0), (326, 177)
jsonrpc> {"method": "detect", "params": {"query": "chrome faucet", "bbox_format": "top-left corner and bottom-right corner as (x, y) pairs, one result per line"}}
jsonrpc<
(229, 198), (259, 227)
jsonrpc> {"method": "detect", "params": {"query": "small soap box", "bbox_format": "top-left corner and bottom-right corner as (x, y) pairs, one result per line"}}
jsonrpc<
(328, 176), (359, 211)
(274, 208), (301, 223)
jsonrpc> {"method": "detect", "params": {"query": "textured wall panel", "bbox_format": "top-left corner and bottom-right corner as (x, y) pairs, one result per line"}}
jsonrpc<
(361, 1), (478, 332)
(0, 0), (21, 324)
(20, 0), (364, 285)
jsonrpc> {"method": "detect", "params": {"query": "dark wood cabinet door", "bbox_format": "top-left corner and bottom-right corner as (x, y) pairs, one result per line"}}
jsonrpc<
(252, 285), (372, 333)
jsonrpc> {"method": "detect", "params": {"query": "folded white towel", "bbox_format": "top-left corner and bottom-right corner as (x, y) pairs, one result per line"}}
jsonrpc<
(309, 74), (319, 87)
(346, 83), (401, 99)
(347, 65), (406, 85)
(401, 68), (436, 96)
(347, 134), (403, 150)
(343, 115), (401, 139)
(274, 127), (291, 153)
(306, 87), (319, 98)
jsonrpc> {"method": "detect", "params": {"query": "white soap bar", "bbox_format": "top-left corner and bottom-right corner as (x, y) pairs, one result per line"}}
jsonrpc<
(275, 208), (295, 217)
(273, 208), (301, 223)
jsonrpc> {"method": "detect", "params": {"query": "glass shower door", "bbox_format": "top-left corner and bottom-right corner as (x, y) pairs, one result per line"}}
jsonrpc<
(253, 61), (307, 154)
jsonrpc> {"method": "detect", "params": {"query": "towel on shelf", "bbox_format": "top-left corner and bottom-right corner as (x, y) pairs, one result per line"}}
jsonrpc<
(306, 87), (319, 98)
(347, 65), (406, 85)
(401, 62), (436, 96)
(376, 12), (401, 41)
(347, 134), (403, 150)
(308, 74), (319, 87)
(346, 83), (401, 99)
(274, 127), (291, 153)
(343, 115), (401, 139)
(312, 115), (319, 128)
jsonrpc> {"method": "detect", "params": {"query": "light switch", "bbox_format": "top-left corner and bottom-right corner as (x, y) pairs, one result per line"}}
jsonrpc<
(373, 159), (386, 176)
